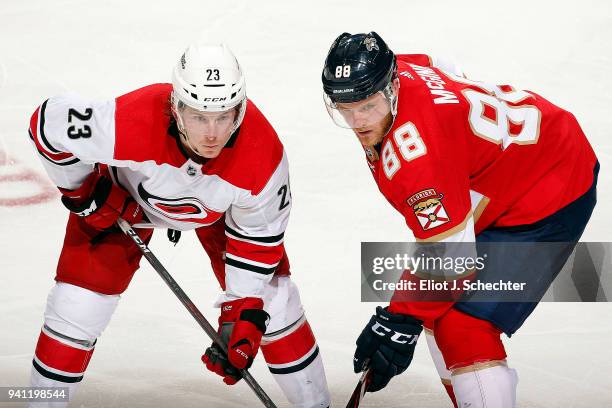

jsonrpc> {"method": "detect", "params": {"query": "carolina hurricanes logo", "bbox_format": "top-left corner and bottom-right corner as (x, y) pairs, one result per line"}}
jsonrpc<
(407, 188), (450, 231)
(137, 183), (223, 225)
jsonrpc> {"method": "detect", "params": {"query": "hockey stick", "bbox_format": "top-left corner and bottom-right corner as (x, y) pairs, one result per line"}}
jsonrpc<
(116, 218), (278, 408)
(345, 367), (372, 408)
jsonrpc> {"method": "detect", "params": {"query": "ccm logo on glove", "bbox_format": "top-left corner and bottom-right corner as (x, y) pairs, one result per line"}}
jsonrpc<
(371, 322), (419, 345)
(202, 297), (270, 385)
(353, 306), (423, 392)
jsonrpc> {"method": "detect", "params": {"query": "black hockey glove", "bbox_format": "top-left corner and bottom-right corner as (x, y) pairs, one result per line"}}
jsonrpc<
(353, 306), (423, 392)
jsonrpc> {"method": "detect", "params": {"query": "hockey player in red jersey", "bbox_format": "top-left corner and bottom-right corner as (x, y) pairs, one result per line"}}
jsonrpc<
(321, 32), (598, 407)
(27, 44), (330, 407)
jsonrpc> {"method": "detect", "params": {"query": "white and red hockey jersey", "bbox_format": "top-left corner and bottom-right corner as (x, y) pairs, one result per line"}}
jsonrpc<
(28, 83), (291, 300)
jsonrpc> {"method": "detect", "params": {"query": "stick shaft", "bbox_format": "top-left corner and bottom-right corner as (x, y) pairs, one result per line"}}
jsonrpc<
(117, 219), (277, 408)
(345, 369), (371, 408)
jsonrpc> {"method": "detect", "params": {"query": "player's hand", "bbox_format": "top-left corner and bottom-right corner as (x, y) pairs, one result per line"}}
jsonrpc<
(353, 306), (422, 392)
(61, 171), (144, 231)
(202, 297), (269, 385)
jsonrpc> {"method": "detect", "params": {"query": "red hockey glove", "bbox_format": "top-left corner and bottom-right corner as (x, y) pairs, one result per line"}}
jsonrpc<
(60, 171), (144, 231)
(202, 297), (270, 385)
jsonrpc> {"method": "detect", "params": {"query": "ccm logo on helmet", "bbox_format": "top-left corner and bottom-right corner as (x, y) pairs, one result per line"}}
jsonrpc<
(203, 97), (227, 102)
(371, 322), (419, 344)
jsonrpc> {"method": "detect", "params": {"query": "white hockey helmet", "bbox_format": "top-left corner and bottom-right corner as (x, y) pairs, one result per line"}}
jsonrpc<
(171, 44), (247, 134)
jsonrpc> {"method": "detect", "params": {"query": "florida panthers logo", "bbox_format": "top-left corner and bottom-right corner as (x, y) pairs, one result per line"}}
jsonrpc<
(137, 183), (223, 225)
(363, 37), (379, 52)
(407, 188), (450, 231)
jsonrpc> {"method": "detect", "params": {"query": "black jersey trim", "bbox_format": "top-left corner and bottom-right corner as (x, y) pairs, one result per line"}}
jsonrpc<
(30, 130), (81, 166)
(225, 257), (276, 275)
(109, 166), (129, 191)
(38, 99), (62, 154)
(268, 346), (319, 374)
(225, 225), (284, 244)
(32, 359), (83, 383)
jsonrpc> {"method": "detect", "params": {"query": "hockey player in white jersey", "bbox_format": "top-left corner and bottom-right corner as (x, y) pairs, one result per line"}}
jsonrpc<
(27, 44), (330, 407)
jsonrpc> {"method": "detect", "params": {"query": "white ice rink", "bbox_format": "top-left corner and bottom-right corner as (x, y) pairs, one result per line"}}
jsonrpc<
(1, 0), (611, 406)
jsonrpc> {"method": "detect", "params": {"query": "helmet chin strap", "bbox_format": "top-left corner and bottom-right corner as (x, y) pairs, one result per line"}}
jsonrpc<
(179, 130), (206, 158)
(382, 116), (395, 139)
(170, 96), (246, 160)
(171, 106), (207, 159)
(382, 79), (400, 138)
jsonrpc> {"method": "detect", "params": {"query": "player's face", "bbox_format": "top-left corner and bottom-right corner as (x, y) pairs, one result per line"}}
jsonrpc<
(180, 106), (237, 158)
(327, 79), (399, 147)
(352, 111), (394, 147)
(335, 93), (393, 147)
(335, 92), (390, 128)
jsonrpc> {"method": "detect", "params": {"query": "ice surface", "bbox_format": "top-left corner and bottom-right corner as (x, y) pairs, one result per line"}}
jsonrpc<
(1, 0), (611, 407)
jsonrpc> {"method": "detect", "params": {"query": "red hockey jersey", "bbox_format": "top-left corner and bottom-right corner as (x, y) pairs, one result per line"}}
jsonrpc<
(365, 55), (597, 322)
(365, 54), (597, 244)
